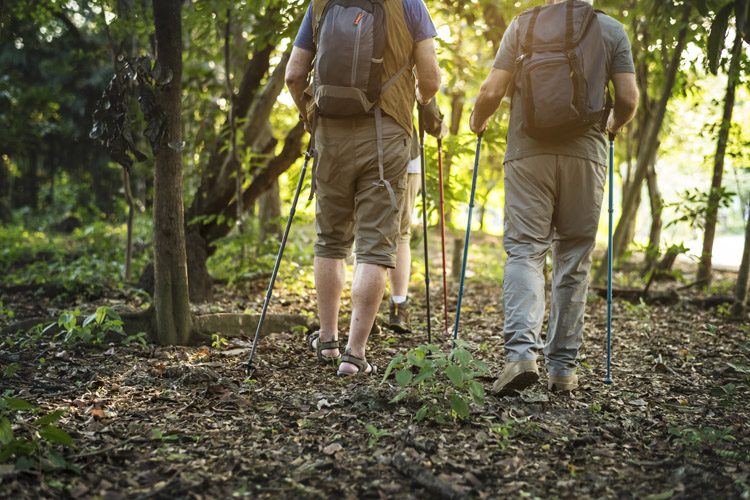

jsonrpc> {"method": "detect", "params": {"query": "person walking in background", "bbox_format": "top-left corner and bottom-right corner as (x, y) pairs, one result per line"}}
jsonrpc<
(387, 97), (448, 334)
(285, 0), (441, 376)
(469, 0), (638, 394)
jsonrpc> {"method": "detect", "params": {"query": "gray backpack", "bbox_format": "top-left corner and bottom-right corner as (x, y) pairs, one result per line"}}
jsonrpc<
(314, 0), (387, 116)
(512, 0), (607, 140)
(310, 0), (410, 209)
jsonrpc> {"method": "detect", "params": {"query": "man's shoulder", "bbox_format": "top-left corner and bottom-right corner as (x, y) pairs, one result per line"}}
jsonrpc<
(595, 12), (628, 37)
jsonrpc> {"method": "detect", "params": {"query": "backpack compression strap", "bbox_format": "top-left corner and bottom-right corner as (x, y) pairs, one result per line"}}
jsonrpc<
(372, 59), (411, 211)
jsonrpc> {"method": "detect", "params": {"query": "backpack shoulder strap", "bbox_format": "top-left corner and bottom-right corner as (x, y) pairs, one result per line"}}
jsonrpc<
(521, 6), (542, 55)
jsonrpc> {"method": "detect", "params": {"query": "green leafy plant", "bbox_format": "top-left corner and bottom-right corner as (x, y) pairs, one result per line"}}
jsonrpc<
(490, 417), (540, 450)
(669, 425), (735, 456)
(666, 186), (736, 231)
(0, 397), (78, 472)
(622, 298), (652, 320)
(0, 301), (14, 320)
(361, 422), (391, 448)
(727, 361), (750, 387)
(42, 306), (146, 348)
(3, 363), (19, 379)
(711, 383), (739, 406)
(212, 333), (229, 350)
(382, 339), (490, 424)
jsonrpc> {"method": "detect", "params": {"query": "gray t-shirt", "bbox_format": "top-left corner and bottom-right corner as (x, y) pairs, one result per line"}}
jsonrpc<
(493, 12), (635, 165)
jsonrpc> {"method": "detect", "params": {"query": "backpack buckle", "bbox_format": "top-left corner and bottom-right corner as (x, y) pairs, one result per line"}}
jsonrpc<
(567, 51), (577, 60)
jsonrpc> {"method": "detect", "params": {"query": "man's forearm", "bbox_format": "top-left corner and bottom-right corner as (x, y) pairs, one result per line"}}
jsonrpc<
(469, 67), (511, 133)
(287, 81), (308, 122)
(284, 46), (314, 123)
(611, 98), (637, 132)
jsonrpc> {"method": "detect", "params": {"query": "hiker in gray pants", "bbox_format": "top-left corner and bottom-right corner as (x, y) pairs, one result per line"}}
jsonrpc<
(469, 0), (639, 394)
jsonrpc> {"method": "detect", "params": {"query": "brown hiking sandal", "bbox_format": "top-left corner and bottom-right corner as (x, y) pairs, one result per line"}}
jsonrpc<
(336, 348), (377, 377)
(307, 331), (340, 364)
(388, 297), (411, 333)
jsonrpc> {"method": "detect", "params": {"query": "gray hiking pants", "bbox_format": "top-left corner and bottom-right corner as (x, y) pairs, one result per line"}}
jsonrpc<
(502, 154), (606, 377)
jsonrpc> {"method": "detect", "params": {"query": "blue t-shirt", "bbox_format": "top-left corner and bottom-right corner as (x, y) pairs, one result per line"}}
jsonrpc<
(293, 0), (437, 51)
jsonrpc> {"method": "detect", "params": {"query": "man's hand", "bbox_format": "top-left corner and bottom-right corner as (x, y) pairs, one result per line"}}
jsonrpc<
(469, 111), (488, 135)
(416, 85), (431, 106)
(605, 108), (621, 138)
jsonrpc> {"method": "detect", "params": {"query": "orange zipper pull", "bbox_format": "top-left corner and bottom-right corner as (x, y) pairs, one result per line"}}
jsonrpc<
(355, 12), (364, 25)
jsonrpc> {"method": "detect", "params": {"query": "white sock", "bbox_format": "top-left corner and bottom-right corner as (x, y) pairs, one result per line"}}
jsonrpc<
(392, 296), (407, 304)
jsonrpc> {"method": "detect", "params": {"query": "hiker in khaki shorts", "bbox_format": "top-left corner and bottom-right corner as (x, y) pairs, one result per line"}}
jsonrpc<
(286, 0), (441, 375)
(469, 0), (638, 394)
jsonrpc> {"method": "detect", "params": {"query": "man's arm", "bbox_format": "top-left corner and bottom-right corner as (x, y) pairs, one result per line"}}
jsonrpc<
(284, 46), (315, 125)
(469, 67), (512, 134)
(413, 37), (440, 105)
(607, 72), (638, 137)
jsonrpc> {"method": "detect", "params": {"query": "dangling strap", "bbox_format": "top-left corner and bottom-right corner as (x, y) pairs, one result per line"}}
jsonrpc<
(308, 110), (318, 201)
(371, 59), (411, 211)
(373, 103), (399, 211)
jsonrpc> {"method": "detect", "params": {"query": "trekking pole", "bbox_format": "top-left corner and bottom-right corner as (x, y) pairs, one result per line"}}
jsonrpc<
(437, 138), (449, 336)
(452, 132), (482, 351)
(246, 145), (312, 372)
(605, 132), (614, 384)
(418, 105), (432, 344)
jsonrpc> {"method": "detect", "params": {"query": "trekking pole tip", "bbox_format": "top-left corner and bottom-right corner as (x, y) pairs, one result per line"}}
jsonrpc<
(603, 377), (613, 384)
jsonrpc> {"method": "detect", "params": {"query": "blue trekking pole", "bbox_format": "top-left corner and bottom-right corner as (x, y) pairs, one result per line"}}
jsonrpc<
(246, 145), (312, 372)
(418, 105), (432, 344)
(605, 132), (614, 384)
(452, 133), (482, 351)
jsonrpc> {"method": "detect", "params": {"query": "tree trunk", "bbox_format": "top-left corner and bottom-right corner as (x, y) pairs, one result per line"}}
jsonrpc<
(0, 156), (10, 223)
(731, 209), (750, 318)
(610, 3), (691, 263)
(258, 178), (282, 245)
(644, 147), (663, 270)
(15, 150), (39, 210)
(151, 0), (192, 345)
(124, 169), (135, 282)
(697, 30), (743, 287)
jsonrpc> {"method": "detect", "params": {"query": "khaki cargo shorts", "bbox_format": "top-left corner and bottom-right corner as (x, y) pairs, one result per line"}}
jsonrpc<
(313, 114), (410, 268)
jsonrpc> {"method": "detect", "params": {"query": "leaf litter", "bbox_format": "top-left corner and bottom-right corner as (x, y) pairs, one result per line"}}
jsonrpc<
(0, 271), (748, 499)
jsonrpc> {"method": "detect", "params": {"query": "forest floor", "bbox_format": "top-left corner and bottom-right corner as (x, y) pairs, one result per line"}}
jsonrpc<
(1, 237), (749, 500)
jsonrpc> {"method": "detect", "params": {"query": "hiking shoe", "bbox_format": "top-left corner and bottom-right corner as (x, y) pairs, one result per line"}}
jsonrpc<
(388, 298), (411, 333)
(548, 374), (579, 392)
(370, 319), (381, 336)
(491, 360), (539, 396)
